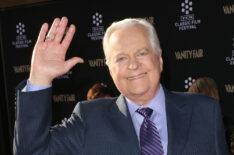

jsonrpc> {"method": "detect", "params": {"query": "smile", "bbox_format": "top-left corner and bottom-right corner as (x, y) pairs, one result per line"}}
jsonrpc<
(127, 72), (147, 80)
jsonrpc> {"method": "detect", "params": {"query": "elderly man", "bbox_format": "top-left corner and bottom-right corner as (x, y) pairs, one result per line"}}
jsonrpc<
(14, 17), (228, 155)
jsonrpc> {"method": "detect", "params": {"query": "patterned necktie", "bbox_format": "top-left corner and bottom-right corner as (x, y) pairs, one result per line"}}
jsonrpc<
(136, 108), (164, 155)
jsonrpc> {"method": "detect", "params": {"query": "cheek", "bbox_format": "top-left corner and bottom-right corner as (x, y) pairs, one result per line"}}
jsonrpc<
(147, 58), (162, 80)
(152, 57), (162, 71)
(110, 67), (127, 88)
(109, 66), (120, 80)
(109, 67), (126, 90)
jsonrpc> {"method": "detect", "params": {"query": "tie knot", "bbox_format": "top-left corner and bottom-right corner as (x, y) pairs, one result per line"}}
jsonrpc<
(136, 107), (153, 118)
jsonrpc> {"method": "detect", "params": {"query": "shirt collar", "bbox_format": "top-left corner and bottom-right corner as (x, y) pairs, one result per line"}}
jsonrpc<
(126, 84), (165, 117)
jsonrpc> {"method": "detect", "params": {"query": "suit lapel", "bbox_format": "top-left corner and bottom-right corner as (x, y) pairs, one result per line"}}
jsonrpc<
(107, 90), (192, 155)
(164, 89), (192, 155)
(107, 94), (141, 155)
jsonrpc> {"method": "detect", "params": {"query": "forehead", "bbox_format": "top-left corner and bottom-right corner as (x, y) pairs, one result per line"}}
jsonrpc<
(107, 26), (151, 54)
(109, 25), (149, 43)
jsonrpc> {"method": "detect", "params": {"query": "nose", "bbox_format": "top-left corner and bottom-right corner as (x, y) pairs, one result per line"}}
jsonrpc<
(128, 57), (140, 70)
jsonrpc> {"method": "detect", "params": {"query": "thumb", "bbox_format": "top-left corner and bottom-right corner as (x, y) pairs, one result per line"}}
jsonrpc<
(64, 57), (84, 71)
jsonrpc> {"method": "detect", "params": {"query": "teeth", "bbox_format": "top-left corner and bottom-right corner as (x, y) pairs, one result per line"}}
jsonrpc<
(127, 73), (146, 80)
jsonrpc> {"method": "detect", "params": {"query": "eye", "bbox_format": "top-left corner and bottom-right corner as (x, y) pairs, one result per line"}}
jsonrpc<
(117, 57), (126, 62)
(138, 50), (148, 57)
(139, 52), (145, 56)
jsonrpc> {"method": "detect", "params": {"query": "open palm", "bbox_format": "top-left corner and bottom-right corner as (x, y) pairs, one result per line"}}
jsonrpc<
(29, 17), (84, 85)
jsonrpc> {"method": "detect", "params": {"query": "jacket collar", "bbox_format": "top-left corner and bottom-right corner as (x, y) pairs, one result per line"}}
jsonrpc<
(164, 88), (192, 155)
(108, 94), (141, 155)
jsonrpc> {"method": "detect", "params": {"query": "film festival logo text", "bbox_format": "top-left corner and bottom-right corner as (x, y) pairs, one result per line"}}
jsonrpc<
(12, 22), (32, 48)
(225, 37), (234, 65)
(223, 4), (234, 15)
(184, 76), (196, 90)
(174, 0), (201, 31)
(175, 48), (204, 60)
(87, 12), (105, 41)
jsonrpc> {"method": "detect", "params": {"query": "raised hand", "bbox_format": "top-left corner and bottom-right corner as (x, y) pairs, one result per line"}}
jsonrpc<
(29, 17), (84, 86)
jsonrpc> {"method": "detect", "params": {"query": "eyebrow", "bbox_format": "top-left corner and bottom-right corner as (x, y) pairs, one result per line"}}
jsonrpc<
(111, 47), (150, 59)
(116, 47), (149, 55)
(137, 47), (149, 52)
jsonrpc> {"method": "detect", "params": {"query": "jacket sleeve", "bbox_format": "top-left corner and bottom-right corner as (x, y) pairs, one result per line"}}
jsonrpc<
(13, 80), (85, 155)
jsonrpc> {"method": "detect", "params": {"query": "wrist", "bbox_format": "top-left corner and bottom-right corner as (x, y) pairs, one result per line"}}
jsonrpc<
(29, 74), (52, 86)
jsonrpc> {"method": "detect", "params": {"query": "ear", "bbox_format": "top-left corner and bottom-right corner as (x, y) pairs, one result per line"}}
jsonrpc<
(159, 51), (163, 72)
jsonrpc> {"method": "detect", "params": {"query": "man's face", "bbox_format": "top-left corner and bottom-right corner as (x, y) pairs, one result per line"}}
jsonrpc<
(107, 25), (163, 105)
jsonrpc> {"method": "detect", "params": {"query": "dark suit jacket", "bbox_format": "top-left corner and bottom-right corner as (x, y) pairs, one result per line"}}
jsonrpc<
(14, 81), (229, 155)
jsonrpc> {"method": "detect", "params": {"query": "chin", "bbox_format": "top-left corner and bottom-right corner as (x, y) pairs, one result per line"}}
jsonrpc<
(128, 89), (150, 97)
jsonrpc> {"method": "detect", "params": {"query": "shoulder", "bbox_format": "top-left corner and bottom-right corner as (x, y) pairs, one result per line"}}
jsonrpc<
(72, 97), (118, 116)
(169, 90), (218, 103)
(164, 89), (222, 126)
(164, 88), (219, 111)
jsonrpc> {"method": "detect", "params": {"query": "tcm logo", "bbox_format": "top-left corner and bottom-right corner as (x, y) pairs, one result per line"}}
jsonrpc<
(226, 50), (234, 65)
(12, 22), (32, 48)
(88, 12), (105, 41)
(92, 12), (103, 26)
(174, 0), (201, 31)
(16, 22), (25, 35)
(184, 77), (196, 89)
(181, 0), (193, 15)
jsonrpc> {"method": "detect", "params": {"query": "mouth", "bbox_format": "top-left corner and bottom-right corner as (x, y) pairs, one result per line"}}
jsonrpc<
(127, 72), (147, 80)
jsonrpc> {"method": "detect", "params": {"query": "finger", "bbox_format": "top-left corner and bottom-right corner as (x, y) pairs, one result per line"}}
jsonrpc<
(64, 57), (84, 71)
(54, 16), (68, 43)
(46, 18), (60, 41)
(61, 24), (76, 49)
(36, 23), (48, 44)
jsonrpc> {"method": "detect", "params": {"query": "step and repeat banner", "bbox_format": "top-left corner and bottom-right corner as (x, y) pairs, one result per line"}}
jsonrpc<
(0, 0), (233, 150)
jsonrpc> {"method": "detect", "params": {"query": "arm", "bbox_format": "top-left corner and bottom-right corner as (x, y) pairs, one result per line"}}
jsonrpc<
(14, 81), (53, 155)
(14, 82), (85, 155)
(14, 17), (84, 155)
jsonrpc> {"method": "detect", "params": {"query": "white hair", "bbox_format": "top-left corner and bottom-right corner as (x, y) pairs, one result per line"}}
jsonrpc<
(102, 18), (162, 65)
